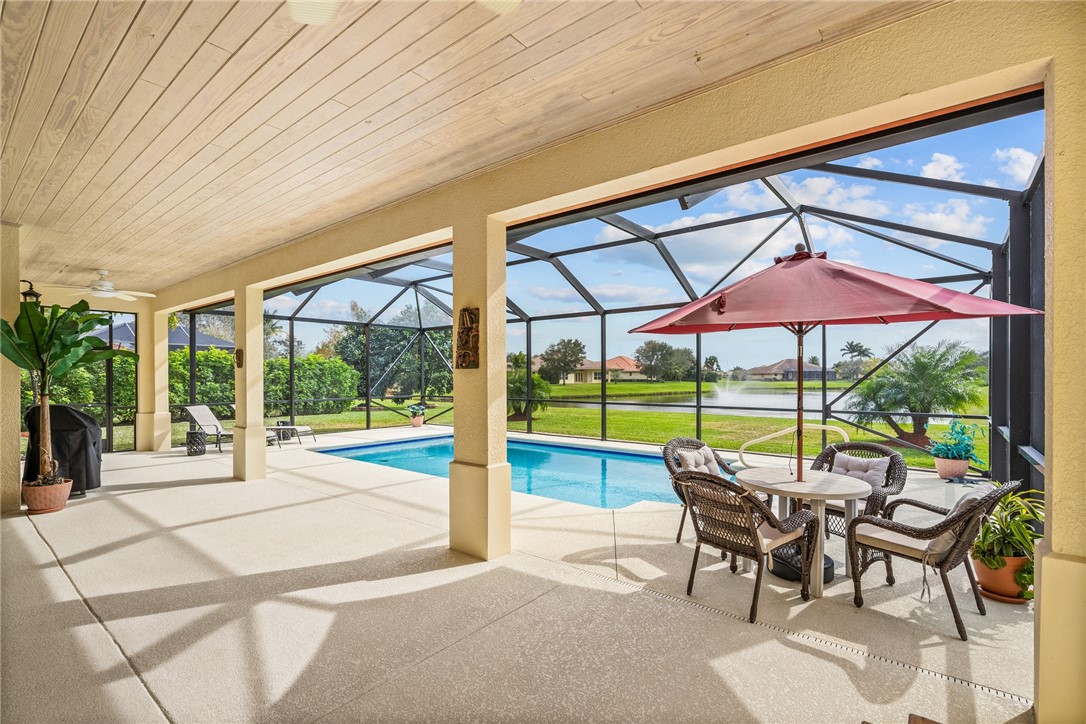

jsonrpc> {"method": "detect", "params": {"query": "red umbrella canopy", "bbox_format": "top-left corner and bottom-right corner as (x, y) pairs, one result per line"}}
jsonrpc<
(630, 250), (1042, 334)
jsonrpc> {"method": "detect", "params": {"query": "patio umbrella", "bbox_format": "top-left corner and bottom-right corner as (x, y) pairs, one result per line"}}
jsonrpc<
(631, 247), (1042, 480)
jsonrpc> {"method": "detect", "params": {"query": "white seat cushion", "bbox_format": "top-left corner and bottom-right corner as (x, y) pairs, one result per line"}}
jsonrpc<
(853, 523), (926, 558)
(757, 521), (804, 554)
(924, 483), (996, 561)
(677, 446), (721, 476)
(825, 498), (867, 512)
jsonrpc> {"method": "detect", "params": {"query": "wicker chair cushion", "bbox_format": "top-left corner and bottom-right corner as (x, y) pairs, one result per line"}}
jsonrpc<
(853, 523), (927, 557)
(757, 522), (804, 554)
(924, 483), (996, 559)
(824, 498), (865, 512)
(677, 447), (721, 476)
(831, 452), (890, 490)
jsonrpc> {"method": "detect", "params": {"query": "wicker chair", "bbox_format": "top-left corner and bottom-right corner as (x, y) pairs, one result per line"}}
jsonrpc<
(678, 471), (817, 623)
(808, 442), (907, 538)
(662, 437), (770, 543)
(846, 480), (1021, 641)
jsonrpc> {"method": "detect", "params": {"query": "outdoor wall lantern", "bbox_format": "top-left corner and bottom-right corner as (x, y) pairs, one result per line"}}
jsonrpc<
(455, 307), (480, 369)
(19, 280), (42, 302)
(234, 348), (244, 369)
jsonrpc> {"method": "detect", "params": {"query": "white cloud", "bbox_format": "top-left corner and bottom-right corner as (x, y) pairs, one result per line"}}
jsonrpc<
(856, 156), (883, 169)
(264, 294), (298, 314)
(921, 153), (966, 182)
(993, 147), (1037, 185)
(784, 176), (890, 217)
(308, 299), (352, 319)
(902, 198), (991, 242)
(718, 181), (781, 212)
(588, 284), (675, 306)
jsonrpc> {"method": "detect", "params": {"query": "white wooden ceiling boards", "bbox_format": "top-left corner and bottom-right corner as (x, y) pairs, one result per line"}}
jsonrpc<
(1, 0), (940, 292)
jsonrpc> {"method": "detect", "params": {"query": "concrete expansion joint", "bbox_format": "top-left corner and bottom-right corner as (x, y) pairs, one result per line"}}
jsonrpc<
(518, 551), (1034, 707)
(25, 513), (176, 724)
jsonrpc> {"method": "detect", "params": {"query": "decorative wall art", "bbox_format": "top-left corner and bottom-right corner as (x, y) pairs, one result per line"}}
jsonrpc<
(455, 307), (480, 369)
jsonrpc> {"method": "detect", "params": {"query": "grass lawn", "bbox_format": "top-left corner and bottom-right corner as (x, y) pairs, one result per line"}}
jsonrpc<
(508, 406), (989, 471)
(23, 396), (988, 474)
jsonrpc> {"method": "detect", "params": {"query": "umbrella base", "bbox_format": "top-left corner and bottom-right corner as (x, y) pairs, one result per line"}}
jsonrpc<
(770, 544), (834, 585)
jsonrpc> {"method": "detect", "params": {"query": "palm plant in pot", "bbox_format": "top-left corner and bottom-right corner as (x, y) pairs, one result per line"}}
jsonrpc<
(1, 300), (137, 513)
(971, 486), (1043, 603)
(929, 420), (984, 480)
(407, 403), (427, 427)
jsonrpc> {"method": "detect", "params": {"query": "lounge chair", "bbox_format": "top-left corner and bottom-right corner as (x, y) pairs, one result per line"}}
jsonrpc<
(230, 405), (315, 444)
(184, 405), (280, 452)
(271, 421), (317, 444)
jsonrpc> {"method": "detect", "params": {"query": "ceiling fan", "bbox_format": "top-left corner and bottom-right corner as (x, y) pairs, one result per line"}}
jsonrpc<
(51, 270), (157, 302)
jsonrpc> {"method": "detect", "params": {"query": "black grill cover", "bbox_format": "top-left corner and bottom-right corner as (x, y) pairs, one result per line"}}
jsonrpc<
(23, 405), (103, 495)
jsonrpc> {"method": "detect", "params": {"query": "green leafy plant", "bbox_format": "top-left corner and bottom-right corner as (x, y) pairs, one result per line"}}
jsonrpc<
(407, 403), (428, 418)
(971, 486), (1044, 599)
(507, 370), (551, 419)
(929, 420), (985, 463)
(1, 301), (137, 485)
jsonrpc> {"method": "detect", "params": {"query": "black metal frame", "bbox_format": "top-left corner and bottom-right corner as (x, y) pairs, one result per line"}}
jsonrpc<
(177, 93), (1043, 488)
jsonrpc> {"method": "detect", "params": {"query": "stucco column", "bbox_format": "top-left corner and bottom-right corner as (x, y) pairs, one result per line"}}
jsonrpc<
(1035, 52), (1086, 724)
(1, 223), (22, 511)
(233, 285), (266, 480)
(449, 215), (510, 560)
(135, 309), (172, 451)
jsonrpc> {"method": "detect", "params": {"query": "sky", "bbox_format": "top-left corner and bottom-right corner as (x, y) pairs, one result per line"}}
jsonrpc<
(264, 110), (1044, 370)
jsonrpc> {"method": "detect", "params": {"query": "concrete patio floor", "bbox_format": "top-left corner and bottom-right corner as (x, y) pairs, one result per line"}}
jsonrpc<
(1, 427), (1034, 723)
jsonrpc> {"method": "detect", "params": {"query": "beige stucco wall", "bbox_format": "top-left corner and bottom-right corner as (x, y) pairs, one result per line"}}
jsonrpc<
(1, 223), (21, 512)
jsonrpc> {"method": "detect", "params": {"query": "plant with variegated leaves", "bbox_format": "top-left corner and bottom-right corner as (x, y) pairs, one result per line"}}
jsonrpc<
(971, 486), (1044, 599)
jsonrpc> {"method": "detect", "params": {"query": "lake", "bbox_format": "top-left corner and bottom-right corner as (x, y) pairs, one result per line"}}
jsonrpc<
(552, 383), (857, 419)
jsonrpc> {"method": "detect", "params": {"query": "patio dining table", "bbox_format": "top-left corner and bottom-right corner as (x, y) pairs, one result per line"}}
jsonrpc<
(735, 467), (870, 598)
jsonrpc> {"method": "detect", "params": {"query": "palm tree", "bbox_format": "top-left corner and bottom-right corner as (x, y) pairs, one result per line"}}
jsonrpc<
(848, 340), (985, 446)
(840, 340), (873, 359)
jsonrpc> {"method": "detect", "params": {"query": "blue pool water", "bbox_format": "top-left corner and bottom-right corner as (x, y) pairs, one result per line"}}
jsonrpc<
(321, 435), (674, 509)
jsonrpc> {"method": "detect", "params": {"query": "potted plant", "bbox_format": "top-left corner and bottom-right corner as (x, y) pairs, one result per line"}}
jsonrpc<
(407, 403), (427, 427)
(971, 486), (1043, 603)
(929, 420), (984, 479)
(1, 300), (137, 513)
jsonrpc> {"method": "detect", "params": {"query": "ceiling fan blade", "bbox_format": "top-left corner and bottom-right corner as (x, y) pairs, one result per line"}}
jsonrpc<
(119, 290), (156, 298)
(112, 292), (138, 302)
(46, 283), (92, 290)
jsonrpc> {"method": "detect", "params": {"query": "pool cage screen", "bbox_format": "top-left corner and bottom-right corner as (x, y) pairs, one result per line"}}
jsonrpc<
(178, 92), (1044, 490)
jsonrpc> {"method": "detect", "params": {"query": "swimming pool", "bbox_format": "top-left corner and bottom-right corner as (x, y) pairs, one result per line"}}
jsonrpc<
(321, 435), (675, 509)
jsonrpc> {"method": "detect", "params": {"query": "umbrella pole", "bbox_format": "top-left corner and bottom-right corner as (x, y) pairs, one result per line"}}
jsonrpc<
(797, 332), (804, 482)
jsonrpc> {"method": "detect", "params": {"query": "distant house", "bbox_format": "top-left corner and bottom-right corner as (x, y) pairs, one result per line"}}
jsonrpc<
(746, 358), (836, 381)
(606, 355), (647, 381)
(567, 355), (648, 383)
(89, 322), (235, 352)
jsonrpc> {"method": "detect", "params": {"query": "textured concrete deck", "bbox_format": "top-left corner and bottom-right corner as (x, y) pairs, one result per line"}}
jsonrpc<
(1, 427), (1034, 723)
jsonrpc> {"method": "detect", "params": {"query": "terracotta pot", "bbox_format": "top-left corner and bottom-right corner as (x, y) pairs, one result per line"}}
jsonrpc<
(973, 554), (1030, 604)
(22, 479), (74, 515)
(934, 457), (969, 479)
(410, 416), (424, 427)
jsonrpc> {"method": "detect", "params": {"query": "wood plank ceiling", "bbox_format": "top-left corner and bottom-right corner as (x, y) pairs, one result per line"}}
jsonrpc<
(2, 0), (941, 293)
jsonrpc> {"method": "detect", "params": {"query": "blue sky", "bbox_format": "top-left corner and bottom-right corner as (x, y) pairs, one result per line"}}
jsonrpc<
(269, 110), (1044, 369)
